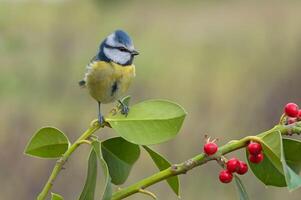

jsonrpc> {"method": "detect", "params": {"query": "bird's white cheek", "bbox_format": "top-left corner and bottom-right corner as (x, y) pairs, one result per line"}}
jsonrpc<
(103, 48), (131, 65)
(106, 33), (116, 46)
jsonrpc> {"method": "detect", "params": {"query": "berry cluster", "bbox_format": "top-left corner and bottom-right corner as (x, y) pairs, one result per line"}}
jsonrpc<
(248, 142), (264, 164)
(203, 140), (249, 184)
(219, 158), (248, 183)
(284, 102), (301, 124)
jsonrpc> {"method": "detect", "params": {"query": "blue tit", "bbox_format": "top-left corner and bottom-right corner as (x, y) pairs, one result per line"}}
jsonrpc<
(79, 30), (139, 124)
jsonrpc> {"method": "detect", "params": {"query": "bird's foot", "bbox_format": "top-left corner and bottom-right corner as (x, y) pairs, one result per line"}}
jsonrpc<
(120, 104), (130, 116)
(98, 114), (105, 125)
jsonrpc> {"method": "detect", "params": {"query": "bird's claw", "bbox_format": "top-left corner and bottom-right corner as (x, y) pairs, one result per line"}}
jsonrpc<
(98, 114), (104, 125)
(120, 104), (130, 116)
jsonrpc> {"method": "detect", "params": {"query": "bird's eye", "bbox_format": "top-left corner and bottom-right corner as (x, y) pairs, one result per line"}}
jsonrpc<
(118, 47), (128, 52)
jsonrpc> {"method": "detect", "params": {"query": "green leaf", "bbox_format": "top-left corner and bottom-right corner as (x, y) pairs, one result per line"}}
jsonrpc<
(51, 193), (64, 200)
(282, 164), (301, 191)
(143, 146), (180, 196)
(91, 141), (112, 200)
(247, 131), (286, 186)
(248, 133), (301, 190)
(247, 149), (286, 186)
(25, 127), (70, 158)
(101, 137), (140, 185)
(78, 149), (98, 200)
(106, 99), (187, 145)
(260, 131), (283, 173)
(283, 138), (301, 172)
(282, 138), (301, 191)
(234, 175), (249, 200)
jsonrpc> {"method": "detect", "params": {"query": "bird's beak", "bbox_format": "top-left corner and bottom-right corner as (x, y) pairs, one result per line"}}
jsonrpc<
(131, 50), (139, 56)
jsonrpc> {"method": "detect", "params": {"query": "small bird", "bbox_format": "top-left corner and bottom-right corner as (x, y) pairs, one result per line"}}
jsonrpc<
(79, 30), (139, 124)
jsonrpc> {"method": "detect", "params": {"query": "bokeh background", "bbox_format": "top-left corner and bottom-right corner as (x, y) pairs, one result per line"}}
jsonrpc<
(1, 0), (301, 199)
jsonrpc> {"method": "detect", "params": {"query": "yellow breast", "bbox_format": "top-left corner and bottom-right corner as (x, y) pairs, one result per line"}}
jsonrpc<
(86, 61), (135, 103)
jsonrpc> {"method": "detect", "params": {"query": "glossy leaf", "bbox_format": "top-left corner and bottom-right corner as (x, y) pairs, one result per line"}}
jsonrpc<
(247, 131), (286, 186)
(92, 141), (112, 200)
(282, 138), (301, 191)
(51, 193), (64, 200)
(25, 127), (69, 158)
(283, 138), (301, 172)
(247, 150), (286, 186)
(106, 99), (186, 145)
(234, 175), (249, 200)
(143, 146), (180, 196)
(260, 131), (283, 173)
(78, 149), (98, 200)
(248, 133), (301, 189)
(101, 137), (140, 185)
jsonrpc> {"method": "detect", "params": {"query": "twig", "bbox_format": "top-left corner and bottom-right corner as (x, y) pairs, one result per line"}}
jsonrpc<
(37, 119), (101, 200)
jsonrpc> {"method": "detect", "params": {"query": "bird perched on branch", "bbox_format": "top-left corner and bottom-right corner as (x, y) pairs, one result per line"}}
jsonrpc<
(79, 30), (139, 124)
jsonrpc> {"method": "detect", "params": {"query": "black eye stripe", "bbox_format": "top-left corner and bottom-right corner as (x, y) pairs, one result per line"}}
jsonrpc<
(104, 44), (115, 49)
(118, 47), (128, 52)
(104, 44), (130, 53)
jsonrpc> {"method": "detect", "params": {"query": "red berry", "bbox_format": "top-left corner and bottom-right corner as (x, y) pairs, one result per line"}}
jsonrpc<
(298, 110), (301, 120)
(287, 117), (297, 125)
(204, 142), (218, 155)
(248, 142), (262, 155)
(237, 161), (248, 175)
(226, 158), (240, 173)
(219, 170), (233, 183)
(284, 103), (299, 118)
(249, 152), (264, 164)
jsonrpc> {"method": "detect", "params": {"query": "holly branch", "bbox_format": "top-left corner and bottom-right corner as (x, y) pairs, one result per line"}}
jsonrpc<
(24, 100), (301, 200)
(111, 122), (301, 199)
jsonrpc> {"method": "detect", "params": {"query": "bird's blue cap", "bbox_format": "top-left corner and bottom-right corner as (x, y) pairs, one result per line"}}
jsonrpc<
(114, 30), (133, 47)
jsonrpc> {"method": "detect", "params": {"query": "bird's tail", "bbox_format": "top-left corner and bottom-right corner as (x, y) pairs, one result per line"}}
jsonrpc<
(78, 80), (86, 88)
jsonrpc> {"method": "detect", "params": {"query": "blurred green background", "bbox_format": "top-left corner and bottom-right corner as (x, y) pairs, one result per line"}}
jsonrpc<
(1, 0), (301, 199)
